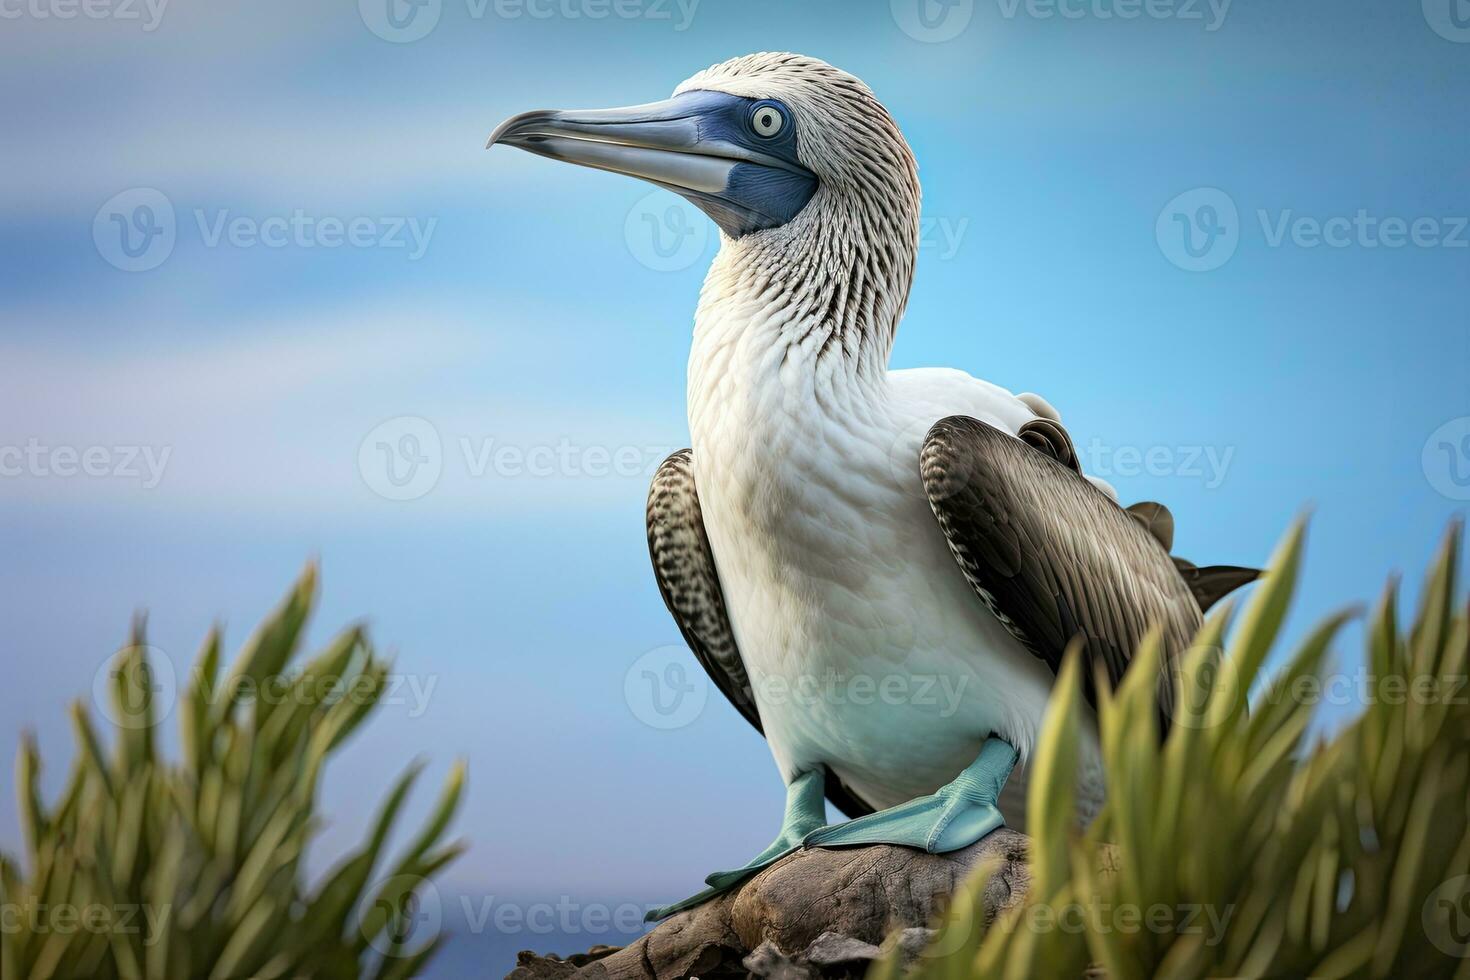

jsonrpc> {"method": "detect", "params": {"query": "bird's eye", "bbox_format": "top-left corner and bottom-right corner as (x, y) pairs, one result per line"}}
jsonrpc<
(749, 103), (786, 139)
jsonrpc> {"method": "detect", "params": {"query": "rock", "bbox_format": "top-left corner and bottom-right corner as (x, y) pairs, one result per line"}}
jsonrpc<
(506, 830), (1031, 980)
(886, 928), (939, 967)
(802, 932), (882, 967)
(508, 945), (622, 980)
(742, 940), (810, 980)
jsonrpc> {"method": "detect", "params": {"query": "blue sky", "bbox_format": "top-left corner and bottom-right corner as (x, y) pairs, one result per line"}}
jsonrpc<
(1, 0), (1467, 973)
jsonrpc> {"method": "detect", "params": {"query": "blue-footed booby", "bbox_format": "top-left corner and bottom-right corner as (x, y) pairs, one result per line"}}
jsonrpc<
(488, 52), (1259, 920)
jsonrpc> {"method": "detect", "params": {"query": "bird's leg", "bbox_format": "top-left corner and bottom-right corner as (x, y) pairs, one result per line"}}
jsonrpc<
(802, 737), (1017, 853)
(645, 768), (826, 922)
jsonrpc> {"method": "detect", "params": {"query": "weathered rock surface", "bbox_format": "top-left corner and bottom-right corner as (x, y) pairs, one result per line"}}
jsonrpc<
(506, 830), (1030, 980)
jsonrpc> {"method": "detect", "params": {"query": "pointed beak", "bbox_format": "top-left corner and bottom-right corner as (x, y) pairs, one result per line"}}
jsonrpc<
(488, 101), (747, 195)
(487, 92), (817, 238)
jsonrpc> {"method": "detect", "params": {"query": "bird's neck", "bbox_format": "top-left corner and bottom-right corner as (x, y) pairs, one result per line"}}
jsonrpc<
(687, 192), (917, 440)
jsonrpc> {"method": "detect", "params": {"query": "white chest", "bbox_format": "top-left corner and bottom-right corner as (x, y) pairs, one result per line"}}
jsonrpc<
(686, 351), (1057, 806)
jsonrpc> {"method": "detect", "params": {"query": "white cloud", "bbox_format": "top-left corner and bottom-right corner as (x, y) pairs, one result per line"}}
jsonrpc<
(0, 303), (686, 517)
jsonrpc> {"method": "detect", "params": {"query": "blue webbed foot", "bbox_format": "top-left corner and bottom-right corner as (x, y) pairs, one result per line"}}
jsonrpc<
(802, 738), (1017, 854)
(646, 769), (826, 921)
(646, 740), (1018, 921)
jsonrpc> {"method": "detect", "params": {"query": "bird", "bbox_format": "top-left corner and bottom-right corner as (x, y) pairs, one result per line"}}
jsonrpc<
(488, 52), (1259, 920)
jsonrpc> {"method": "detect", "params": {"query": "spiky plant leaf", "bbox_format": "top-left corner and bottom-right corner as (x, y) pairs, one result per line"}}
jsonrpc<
(887, 520), (1469, 980)
(2, 569), (463, 980)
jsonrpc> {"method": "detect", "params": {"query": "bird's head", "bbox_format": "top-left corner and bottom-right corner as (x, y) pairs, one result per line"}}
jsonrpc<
(489, 52), (921, 288)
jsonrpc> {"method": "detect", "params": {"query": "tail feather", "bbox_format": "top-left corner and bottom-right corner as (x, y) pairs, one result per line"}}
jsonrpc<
(1173, 560), (1262, 612)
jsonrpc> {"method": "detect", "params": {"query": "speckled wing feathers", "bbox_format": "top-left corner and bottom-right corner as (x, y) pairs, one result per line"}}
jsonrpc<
(646, 450), (757, 729)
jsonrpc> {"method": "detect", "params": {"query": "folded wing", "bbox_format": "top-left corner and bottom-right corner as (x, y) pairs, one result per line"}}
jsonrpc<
(921, 416), (1256, 726)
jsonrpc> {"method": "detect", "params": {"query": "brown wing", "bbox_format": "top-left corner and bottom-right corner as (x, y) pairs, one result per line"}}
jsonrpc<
(646, 450), (874, 818)
(921, 416), (1204, 725)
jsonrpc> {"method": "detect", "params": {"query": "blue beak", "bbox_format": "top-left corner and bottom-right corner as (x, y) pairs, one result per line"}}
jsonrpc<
(488, 90), (817, 238)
